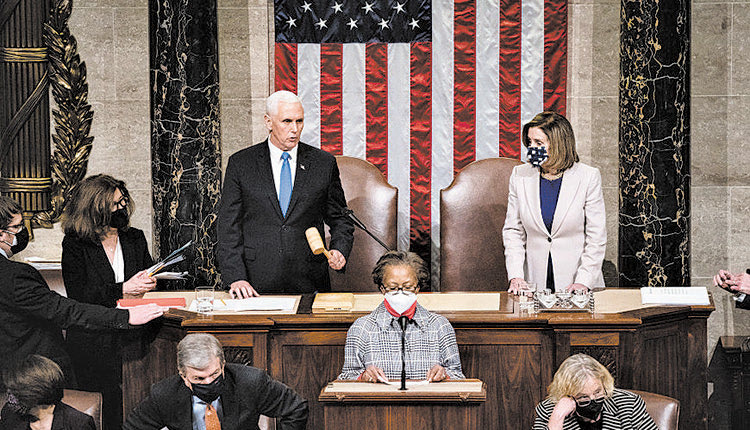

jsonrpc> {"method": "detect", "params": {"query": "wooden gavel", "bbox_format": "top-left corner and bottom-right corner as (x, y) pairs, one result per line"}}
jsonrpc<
(305, 227), (331, 260)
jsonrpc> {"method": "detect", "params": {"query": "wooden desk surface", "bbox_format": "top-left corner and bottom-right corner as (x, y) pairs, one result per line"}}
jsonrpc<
(124, 289), (714, 430)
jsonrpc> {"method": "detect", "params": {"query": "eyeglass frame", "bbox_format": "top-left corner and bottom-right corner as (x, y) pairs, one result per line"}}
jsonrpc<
(1, 223), (25, 235)
(380, 283), (419, 293)
(573, 394), (606, 407)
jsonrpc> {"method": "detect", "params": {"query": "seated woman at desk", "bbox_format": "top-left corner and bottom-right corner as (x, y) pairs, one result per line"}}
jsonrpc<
(60, 174), (155, 430)
(503, 111), (606, 294)
(338, 251), (464, 382)
(533, 354), (657, 430)
(1, 354), (96, 430)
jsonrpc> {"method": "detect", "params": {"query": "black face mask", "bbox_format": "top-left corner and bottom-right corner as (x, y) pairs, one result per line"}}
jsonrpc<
(191, 373), (225, 404)
(6, 392), (38, 422)
(11, 226), (29, 256)
(109, 208), (129, 229)
(575, 397), (605, 421)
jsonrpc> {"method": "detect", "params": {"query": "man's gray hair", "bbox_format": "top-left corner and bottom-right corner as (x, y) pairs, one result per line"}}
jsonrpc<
(266, 90), (302, 116)
(177, 333), (225, 373)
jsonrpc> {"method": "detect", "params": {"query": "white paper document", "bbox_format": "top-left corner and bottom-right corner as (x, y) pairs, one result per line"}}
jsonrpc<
(385, 380), (431, 387)
(640, 287), (710, 305)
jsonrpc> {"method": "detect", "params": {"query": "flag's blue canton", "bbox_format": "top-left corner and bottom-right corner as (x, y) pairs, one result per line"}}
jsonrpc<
(275, 0), (431, 43)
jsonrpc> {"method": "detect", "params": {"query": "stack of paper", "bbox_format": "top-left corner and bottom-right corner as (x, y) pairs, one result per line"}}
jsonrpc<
(640, 287), (710, 305)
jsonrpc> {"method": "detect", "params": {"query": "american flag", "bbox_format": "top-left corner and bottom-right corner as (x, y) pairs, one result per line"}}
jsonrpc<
(274, 0), (567, 285)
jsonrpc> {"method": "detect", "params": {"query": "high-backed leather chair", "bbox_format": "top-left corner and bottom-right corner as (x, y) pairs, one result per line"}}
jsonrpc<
(0, 389), (103, 430)
(629, 390), (680, 430)
(326, 156), (397, 292)
(440, 157), (521, 291)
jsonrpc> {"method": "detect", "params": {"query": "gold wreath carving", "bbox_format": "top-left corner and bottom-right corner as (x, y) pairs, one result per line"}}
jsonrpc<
(33, 0), (94, 228)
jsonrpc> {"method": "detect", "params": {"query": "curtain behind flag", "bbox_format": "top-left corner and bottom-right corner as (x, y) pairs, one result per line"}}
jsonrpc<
(274, 0), (567, 288)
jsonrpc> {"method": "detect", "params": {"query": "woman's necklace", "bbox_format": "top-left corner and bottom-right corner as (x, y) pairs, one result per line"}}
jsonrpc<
(102, 233), (118, 254)
(541, 170), (563, 180)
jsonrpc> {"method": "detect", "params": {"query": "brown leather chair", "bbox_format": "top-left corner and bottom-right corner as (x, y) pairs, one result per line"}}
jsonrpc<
(326, 156), (397, 292)
(0, 389), (103, 430)
(629, 390), (680, 430)
(440, 157), (522, 291)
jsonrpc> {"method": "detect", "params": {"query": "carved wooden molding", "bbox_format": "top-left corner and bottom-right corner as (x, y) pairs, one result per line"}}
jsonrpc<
(33, 0), (94, 228)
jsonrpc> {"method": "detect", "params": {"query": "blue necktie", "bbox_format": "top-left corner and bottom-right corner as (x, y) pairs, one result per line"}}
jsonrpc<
(279, 152), (292, 216)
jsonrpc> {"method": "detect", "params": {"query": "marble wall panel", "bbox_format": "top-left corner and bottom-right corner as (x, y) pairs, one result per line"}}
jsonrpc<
(619, 0), (691, 286)
(68, 7), (115, 102)
(150, 0), (222, 288)
(591, 4), (619, 98)
(727, 96), (750, 185)
(567, 4), (594, 99)
(728, 187), (750, 272)
(692, 4), (730, 97)
(114, 8), (149, 100)
(691, 187), (729, 277)
(691, 96), (728, 186)
(731, 5), (750, 95)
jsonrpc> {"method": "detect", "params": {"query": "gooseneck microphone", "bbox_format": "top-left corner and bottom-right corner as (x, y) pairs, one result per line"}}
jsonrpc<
(398, 315), (409, 391)
(344, 208), (391, 251)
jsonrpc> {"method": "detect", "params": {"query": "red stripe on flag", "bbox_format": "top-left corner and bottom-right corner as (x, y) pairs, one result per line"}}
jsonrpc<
(320, 44), (343, 155)
(498, 0), (522, 158)
(410, 42), (432, 258)
(274, 43), (297, 93)
(453, 0), (477, 175)
(365, 43), (388, 178)
(544, 0), (568, 114)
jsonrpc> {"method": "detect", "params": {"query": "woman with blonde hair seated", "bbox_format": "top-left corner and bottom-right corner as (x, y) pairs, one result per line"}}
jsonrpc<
(533, 354), (657, 430)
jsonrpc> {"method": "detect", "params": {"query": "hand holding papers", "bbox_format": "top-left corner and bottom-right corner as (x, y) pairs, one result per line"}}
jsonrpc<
(146, 240), (192, 277)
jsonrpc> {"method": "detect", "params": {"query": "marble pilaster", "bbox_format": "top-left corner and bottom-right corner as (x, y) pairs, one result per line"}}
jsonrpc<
(618, 0), (691, 286)
(150, 0), (222, 288)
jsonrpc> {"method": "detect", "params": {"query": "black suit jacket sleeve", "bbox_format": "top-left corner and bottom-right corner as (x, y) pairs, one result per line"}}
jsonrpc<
(325, 158), (354, 261)
(62, 229), (153, 308)
(216, 152), (250, 285)
(253, 369), (309, 430)
(11, 261), (130, 330)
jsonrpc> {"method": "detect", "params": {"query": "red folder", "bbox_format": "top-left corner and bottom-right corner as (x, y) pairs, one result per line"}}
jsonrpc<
(117, 298), (186, 308)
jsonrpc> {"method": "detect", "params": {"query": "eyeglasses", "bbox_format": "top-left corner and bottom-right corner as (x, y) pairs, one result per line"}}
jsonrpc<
(381, 283), (418, 293)
(114, 196), (130, 209)
(1, 224), (24, 235)
(574, 395), (606, 407)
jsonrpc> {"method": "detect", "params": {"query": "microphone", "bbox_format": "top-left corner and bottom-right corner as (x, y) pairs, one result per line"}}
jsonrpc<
(398, 315), (409, 390)
(343, 208), (391, 251)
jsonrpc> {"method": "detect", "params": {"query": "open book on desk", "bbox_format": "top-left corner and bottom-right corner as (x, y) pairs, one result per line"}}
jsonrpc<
(640, 286), (710, 305)
(187, 296), (299, 313)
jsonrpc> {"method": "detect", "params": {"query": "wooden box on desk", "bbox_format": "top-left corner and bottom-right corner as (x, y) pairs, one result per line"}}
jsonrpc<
(318, 379), (486, 430)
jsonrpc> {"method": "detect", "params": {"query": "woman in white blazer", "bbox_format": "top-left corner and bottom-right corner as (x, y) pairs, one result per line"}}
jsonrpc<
(503, 112), (606, 293)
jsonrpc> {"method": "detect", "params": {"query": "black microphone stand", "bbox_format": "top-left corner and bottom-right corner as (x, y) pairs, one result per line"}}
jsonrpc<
(344, 209), (390, 251)
(398, 315), (409, 391)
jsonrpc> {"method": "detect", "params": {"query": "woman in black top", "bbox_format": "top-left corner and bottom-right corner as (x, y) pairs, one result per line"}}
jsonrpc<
(61, 174), (155, 430)
(0, 354), (95, 430)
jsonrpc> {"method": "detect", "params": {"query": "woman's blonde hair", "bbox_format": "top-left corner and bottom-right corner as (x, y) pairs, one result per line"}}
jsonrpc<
(547, 354), (614, 403)
(61, 174), (133, 242)
(522, 111), (579, 173)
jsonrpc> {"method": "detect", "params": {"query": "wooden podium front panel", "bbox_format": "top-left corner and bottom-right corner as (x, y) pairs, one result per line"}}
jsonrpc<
(323, 404), (482, 430)
(270, 330), (348, 430)
(457, 330), (552, 429)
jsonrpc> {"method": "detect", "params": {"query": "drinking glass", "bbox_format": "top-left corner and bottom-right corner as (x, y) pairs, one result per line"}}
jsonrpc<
(518, 283), (537, 313)
(571, 289), (590, 309)
(537, 288), (557, 310)
(195, 286), (215, 314)
(555, 291), (572, 309)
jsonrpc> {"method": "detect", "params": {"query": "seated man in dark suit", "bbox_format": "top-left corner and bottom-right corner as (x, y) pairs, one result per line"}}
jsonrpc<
(217, 90), (354, 297)
(0, 196), (165, 387)
(713, 268), (750, 309)
(124, 333), (308, 430)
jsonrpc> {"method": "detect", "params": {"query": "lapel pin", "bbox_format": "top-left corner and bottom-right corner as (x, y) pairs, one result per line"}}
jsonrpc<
(300, 164), (306, 170)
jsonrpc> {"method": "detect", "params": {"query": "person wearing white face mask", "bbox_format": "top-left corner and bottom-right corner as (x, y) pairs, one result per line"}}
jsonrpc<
(337, 251), (465, 383)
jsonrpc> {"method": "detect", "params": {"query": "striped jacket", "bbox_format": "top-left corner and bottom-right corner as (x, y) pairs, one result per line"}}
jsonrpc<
(532, 389), (658, 430)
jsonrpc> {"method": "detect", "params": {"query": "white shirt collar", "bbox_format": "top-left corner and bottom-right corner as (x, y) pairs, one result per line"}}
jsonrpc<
(267, 138), (298, 162)
(0, 247), (7, 258)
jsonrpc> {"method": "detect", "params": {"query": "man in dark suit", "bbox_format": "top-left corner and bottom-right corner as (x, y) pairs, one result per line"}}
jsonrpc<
(713, 268), (750, 309)
(217, 90), (354, 297)
(0, 196), (165, 387)
(123, 333), (308, 430)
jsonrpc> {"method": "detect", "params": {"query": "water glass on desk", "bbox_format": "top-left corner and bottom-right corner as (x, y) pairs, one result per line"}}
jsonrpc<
(518, 283), (537, 313)
(195, 286), (214, 314)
